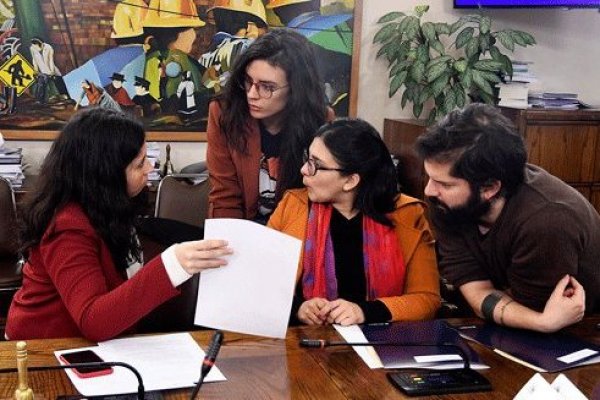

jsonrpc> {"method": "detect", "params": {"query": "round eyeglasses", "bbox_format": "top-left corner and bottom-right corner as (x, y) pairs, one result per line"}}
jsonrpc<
(241, 76), (289, 99)
(302, 151), (347, 176)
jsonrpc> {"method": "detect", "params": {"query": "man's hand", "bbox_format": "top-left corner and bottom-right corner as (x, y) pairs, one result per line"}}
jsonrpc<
(320, 299), (365, 326)
(538, 275), (585, 332)
(298, 298), (329, 325)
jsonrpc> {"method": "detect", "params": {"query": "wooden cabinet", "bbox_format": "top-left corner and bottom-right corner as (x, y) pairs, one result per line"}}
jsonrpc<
(383, 109), (600, 214)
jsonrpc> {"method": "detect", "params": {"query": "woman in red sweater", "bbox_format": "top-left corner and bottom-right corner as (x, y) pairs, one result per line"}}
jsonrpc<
(6, 108), (232, 341)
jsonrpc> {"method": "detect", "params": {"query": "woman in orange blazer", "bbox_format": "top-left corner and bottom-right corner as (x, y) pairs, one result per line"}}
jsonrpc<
(268, 119), (440, 325)
(207, 29), (332, 223)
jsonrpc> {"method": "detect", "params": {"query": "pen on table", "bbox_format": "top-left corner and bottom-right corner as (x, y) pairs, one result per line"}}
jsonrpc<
(457, 325), (477, 330)
(366, 322), (390, 326)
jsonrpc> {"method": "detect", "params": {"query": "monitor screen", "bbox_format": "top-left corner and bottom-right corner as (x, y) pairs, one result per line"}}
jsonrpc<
(455, 0), (600, 7)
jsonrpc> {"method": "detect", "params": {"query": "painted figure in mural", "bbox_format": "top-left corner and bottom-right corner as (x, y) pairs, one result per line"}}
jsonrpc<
(176, 70), (197, 118)
(104, 72), (135, 108)
(79, 80), (121, 111)
(30, 37), (67, 104)
(142, 0), (207, 115)
(132, 75), (160, 117)
(62, 0), (149, 109)
(267, 0), (353, 116)
(199, 0), (269, 93)
(7, 59), (27, 86)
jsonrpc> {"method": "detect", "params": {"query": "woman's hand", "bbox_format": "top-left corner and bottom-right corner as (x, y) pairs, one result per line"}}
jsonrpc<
(322, 299), (365, 326)
(174, 240), (233, 275)
(298, 298), (329, 325)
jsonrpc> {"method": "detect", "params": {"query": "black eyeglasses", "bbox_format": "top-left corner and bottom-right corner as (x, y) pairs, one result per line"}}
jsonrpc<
(302, 150), (347, 176)
(241, 76), (289, 99)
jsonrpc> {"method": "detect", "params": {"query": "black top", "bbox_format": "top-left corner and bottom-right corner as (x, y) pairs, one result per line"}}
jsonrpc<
(289, 208), (392, 325)
(259, 122), (281, 158)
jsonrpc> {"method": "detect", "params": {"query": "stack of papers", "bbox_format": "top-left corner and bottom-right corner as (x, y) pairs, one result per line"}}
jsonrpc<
(528, 92), (580, 110)
(498, 61), (536, 110)
(55, 333), (226, 397)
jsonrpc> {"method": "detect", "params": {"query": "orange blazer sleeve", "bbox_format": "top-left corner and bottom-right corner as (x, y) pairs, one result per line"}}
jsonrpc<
(206, 101), (245, 219)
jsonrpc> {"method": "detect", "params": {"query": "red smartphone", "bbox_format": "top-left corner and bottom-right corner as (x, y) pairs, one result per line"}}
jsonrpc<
(59, 350), (113, 379)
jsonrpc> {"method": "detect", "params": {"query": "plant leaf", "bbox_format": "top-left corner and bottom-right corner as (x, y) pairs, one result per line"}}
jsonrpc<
(479, 34), (491, 53)
(376, 42), (393, 59)
(416, 45), (430, 63)
(413, 102), (424, 119)
(449, 19), (466, 34)
(479, 16), (491, 34)
(465, 36), (480, 60)
(404, 16), (421, 41)
(414, 5), (430, 17)
(427, 62), (448, 84)
(426, 55), (452, 70)
(444, 90), (457, 113)
(389, 70), (408, 97)
(453, 59), (468, 73)
(477, 90), (496, 105)
(455, 27), (474, 49)
(431, 40), (446, 55)
(461, 68), (473, 89)
(410, 62), (426, 82)
(500, 54), (513, 77)
(390, 60), (412, 77)
(510, 31), (527, 47)
(496, 31), (515, 52)
(426, 108), (438, 125)
(489, 45), (502, 61)
(377, 12), (406, 24)
(430, 72), (450, 98)
(478, 70), (502, 83)
(473, 59), (503, 72)
(401, 88), (411, 108)
(517, 31), (536, 45)
(472, 70), (494, 95)
(454, 85), (466, 108)
(373, 23), (398, 44)
(421, 22), (437, 42)
(435, 22), (451, 35)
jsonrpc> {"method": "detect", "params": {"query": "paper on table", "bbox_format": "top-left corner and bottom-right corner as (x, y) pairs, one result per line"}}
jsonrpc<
(513, 373), (588, 400)
(55, 333), (226, 396)
(196, 218), (301, 338)
(333, 325), (383, 369)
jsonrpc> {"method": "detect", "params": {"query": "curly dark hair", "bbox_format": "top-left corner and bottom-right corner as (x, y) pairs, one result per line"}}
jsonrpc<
(416, 103), (527, 198)
(316, 118), (399, 227)
(217, 28), (328, 201)
(19, 108), (146, 270)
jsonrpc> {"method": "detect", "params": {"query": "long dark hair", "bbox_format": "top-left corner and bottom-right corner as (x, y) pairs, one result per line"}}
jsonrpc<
(219, 28), (328, 200)
(20, 108), (146, 270)
(316, 118), (399, 227)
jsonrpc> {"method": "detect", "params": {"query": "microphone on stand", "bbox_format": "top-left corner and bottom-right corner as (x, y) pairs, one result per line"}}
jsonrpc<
(299, 338), (492, 396)
(189, 330), (224, 400)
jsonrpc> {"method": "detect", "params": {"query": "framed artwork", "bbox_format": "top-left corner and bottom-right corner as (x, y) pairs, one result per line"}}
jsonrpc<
(0, 0), (362, 141)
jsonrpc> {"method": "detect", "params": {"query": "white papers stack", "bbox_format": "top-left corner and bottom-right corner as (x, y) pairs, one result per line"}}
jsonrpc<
(55, 332), (226, 396)
(528, 92), (580, 110)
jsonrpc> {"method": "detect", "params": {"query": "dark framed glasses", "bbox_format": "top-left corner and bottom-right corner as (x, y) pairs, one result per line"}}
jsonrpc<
(241, 76), (289, 99)
(302, 150), (347, 176)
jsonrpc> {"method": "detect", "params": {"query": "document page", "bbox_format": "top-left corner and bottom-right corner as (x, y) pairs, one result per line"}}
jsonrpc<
(55, 333), (225, 396)
(197, 218), (301, 338)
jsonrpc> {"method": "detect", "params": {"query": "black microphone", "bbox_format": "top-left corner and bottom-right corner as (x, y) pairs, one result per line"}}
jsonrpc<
(299, 339), (473, 370)
(0, 361), (145, 400)
(189, 330), (224, 400)
(300, 338), (492, 396)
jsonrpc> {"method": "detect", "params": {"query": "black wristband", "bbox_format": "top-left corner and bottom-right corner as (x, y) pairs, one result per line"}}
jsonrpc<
(481, 292), (503, 321)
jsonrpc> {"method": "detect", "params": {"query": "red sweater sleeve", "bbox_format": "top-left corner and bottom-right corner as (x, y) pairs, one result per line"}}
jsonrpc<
(40, 221), (179, 342)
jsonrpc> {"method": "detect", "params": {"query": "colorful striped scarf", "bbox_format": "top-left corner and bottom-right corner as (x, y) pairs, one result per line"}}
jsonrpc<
(302, 202), (406, 301)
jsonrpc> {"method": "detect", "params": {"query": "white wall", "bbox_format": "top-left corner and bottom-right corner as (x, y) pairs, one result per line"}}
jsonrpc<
(6, 1), (600, 171)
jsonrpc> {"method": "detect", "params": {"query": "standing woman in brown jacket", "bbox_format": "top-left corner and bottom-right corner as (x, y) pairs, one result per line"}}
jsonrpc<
(207, 29), (332, 224)
(268, 119), (440, 326)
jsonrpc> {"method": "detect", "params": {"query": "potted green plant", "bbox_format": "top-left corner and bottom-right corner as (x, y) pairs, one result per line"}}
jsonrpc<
(373, 5), (535, 123)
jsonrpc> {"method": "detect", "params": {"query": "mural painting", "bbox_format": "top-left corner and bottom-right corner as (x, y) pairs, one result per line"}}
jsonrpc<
(0, 0), (357, 140)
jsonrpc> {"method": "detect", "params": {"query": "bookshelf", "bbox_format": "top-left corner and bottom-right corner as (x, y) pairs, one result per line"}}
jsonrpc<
(383, 108), (600, 213)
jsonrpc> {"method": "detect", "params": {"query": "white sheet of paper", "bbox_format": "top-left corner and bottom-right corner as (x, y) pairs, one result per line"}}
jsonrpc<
(55, 333), (226, 396)
(196, 218), (301, 338)
(550, 374), (589, 400)
(513, 373), (561, 400)
(333, 324), (384, 369)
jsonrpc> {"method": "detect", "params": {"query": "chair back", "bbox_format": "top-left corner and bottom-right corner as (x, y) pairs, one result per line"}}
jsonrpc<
(154, 174), (210, 228)
(0, 176), (23, 291)
(0, 177), (17, 256)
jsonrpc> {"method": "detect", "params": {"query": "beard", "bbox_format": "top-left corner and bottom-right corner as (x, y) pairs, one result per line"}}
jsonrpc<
(428, 188), (492, 227)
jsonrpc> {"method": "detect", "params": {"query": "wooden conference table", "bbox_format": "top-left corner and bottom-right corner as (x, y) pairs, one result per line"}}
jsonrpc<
(0, 318), (599, 399)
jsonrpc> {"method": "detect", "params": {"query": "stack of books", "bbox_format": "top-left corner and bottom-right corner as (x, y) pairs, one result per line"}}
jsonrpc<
(497, 61), (536, 109)
(0, 145), (24, 188)
(146, 142), (161, 183)
(528, 92), (580, 110)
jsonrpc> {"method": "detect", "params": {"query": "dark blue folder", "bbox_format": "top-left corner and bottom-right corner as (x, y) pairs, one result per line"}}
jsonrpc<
(458, 323), (600, 373)
(361, 320), (488, 370)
